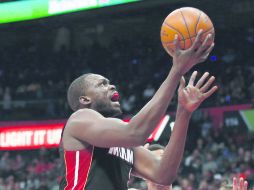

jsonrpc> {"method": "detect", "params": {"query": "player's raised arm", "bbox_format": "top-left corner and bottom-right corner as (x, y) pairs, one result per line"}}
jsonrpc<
(131, 71), (218, 185)
(64, 30), (214, 148)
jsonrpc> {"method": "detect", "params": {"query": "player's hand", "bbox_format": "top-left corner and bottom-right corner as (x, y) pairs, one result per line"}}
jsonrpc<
(172, 29), (214, 75)
(232, 177), (248, 190)
(178, 71), (217, 113)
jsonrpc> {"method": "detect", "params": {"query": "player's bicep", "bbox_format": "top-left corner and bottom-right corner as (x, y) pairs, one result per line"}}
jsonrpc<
(67, 109), (140, 147)
(132, 146), (160, 182)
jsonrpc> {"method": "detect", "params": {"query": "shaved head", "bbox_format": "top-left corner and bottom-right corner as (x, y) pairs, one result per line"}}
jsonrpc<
(67, 73), (122, 116)
(67, 73), (92, 111)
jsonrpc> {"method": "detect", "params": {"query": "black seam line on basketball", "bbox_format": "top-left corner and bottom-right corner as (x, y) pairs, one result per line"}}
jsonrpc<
(163, 27), (214, 44)
(180, 9), (192, 45)
(195, 12), (202, 34)
(163, 22), (186, 49)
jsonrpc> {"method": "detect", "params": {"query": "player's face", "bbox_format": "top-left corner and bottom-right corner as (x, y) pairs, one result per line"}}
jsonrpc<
(85, 74), (122, 117)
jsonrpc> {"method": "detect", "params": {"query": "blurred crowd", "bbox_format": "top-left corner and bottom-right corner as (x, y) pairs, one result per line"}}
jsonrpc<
(0, 113), (253, 190)
(129, 112), (254, 190)
(0, 148), (60, 190)
(0, 2), (254, 190)
(0, 20), (253, 120)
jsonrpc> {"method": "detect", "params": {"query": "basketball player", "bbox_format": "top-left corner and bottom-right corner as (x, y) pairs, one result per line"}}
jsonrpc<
(59, 30), (217, 190)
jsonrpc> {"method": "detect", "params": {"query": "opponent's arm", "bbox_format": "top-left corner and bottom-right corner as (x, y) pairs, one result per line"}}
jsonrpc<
(68, 31), (214, 148)
(132, 71), (218, 185)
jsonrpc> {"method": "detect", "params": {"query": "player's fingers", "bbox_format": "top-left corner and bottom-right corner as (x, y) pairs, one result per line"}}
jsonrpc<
(203, 86), (218, 99)
(188, 71), (198, 86)
(200, 76), (215, 93)
(178, 76), (186, 91)
(233, 177), (237, 190)
(173, 34), (180, 54)
(197, 43), (215, 63)
(244, 181), (248, 190)
(195, 72), (209, 88)
(196, 33), (213, 55)
(186, 86), (191, 94)
(196, 43), (214, 64)
(204, 42), (215, 55)
(190, 29), (203, 50)
(239, 178), (244, 189)
(183, 88), (189, 97)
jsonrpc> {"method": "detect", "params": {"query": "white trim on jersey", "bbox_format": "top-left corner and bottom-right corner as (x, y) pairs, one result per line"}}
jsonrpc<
(72, 151), (80, 190)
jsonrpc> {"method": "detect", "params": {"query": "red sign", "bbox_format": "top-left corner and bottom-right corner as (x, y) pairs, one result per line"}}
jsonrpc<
(0, 122), (65, 150)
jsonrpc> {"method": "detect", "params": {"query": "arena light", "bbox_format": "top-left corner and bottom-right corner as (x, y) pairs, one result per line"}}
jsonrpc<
(240, 109), (254, 131)
(0, 0), (140, 24)
(48, 0), (140, 14)
(147, 115), (170, 142)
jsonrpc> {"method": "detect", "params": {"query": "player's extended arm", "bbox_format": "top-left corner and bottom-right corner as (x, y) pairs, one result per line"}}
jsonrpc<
(67, 30), (214, 148)
(132, 71), (218, 185)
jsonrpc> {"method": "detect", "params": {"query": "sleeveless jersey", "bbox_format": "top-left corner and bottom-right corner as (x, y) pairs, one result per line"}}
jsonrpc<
(59, 145), (134, 190)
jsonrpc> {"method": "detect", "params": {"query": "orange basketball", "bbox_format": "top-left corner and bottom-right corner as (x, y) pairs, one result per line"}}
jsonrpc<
(160, 7), (215, 56)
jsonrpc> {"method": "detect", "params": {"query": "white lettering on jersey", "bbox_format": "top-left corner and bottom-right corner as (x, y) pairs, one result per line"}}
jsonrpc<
(108, 147), (133, 164)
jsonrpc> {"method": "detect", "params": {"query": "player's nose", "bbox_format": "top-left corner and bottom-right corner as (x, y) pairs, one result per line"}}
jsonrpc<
(109, 84), (116, 91)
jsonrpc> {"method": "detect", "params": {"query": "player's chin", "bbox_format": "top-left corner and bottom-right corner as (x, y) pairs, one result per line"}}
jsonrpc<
(111, 101), (120, 107)
(111, 102), (122, 116)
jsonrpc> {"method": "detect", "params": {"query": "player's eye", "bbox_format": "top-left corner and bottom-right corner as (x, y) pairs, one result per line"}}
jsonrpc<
(99, 80), (107, 86)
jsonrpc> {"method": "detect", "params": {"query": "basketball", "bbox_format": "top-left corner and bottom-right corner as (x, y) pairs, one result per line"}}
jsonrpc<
(160, 7), (215, 56)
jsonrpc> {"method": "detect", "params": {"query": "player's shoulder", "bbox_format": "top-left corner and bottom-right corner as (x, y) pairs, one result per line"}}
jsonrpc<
(70, 108), (103, 120)
(66, 108), (102, 127)
(64, 109), (97, 133)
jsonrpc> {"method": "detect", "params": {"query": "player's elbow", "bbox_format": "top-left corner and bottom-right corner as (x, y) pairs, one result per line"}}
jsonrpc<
(128, 127), (147, 146)
(130, 133), (147, 146)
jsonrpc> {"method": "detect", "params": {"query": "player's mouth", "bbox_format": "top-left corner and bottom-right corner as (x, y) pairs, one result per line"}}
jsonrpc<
(111, 92), (120, 102)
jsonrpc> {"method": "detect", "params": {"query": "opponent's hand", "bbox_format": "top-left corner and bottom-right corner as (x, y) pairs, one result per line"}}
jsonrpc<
(178, 71), (217, 113)
(221, 177), (249, 190)
(232, 177), (248, 190)
(172, 30), (214, 75)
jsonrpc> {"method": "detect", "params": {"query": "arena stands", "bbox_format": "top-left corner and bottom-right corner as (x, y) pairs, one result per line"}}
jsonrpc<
(0, 0), (254, 189)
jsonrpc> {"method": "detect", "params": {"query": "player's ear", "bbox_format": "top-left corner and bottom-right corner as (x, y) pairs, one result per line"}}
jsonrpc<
(79, 96), (91, 106)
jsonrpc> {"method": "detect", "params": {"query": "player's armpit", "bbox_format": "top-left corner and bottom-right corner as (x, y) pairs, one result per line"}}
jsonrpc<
(65, 109), (145, 148)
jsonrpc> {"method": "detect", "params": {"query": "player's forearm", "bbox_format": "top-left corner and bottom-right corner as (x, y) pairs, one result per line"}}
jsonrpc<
(155, 105), (191, 185)
(128, 67), (182, 141)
